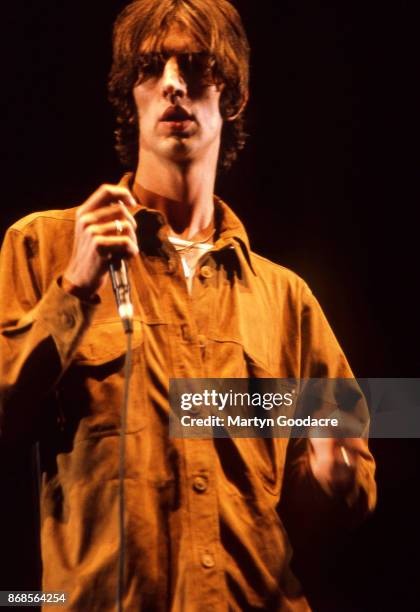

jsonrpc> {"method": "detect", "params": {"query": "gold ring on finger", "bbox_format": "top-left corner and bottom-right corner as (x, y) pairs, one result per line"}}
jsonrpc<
(114, 219), (123, 235)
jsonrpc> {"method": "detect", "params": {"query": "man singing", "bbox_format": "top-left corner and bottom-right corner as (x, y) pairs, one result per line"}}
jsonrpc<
(0, 0), (376, 609)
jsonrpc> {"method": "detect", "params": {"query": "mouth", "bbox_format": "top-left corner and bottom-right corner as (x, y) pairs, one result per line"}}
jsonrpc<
(160, 105), (194, 125)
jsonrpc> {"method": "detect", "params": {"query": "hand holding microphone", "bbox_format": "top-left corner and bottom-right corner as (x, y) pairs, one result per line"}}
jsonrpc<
(63, 184), (139, 329)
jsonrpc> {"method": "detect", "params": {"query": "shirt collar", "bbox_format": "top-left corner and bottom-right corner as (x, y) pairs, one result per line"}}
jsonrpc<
(118, 172), (257, 276)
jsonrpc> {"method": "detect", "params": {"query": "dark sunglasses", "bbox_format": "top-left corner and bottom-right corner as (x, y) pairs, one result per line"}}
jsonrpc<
(136, 52), (217, 84)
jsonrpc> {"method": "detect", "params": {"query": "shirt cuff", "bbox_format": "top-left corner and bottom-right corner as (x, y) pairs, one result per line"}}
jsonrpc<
(37, 278), (99, 365)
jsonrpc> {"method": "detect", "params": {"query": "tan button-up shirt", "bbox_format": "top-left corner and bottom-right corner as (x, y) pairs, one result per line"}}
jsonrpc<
(0, 175), (376, 611)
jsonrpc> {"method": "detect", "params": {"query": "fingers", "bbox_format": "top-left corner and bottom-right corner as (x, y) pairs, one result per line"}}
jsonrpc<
(75, 184), (140, 262)
(79, 184), (137, 214)
(309, 438), (357, 495)
(338, 437), (372, 461)
(87, 220), (139, 260)
(79, 201), (138, 232)
(310, 437), (369, 463)
(75, 185), (138, 239)
(64, 184), (140, 296)
(87, 219), (137, 242)
(94, 236), (140, 259)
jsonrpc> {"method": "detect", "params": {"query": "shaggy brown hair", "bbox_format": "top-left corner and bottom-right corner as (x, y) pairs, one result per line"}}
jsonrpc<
(108, 0), (250, 172)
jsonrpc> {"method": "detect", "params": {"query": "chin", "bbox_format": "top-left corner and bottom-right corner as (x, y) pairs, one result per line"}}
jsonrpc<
(161, 138), (196, 163)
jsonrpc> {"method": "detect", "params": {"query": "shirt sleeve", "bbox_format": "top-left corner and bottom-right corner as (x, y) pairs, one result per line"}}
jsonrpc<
(280, 281), (377, 531)
(0, 226), (97, 445)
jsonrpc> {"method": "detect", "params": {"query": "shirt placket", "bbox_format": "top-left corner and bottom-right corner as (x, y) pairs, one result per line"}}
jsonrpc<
(157, 248), (228, 611)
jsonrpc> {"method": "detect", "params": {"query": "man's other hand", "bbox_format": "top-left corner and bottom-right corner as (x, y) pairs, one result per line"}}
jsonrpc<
(308, 437), (370, 497)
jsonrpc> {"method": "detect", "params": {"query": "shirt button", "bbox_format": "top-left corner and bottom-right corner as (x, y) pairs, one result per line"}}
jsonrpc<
(199, 265), (213, 279)
(61, 311), (76, 329)
(197, 334), (206, 348)
(193, 476), (208, 493)
(201, 553), (215, 569)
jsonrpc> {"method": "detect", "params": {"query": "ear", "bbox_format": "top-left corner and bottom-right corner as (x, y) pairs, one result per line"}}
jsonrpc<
(225, 93), (249, 122)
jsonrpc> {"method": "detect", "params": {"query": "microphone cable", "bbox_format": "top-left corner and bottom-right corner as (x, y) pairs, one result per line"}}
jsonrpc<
(109, 257), (134, 612)
(117, 329), (133, 612)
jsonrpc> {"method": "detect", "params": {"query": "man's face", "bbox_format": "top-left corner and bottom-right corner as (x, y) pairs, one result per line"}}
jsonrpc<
(133, 27), (223, 165)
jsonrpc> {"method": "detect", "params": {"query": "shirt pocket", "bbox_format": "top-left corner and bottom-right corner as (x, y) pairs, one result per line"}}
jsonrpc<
(245, 437), (288, 498)
(244, 356), (292, 498)
(73, 317), (143, 365)
(216, 435), (287, 503)
(56, 317), (147, 443)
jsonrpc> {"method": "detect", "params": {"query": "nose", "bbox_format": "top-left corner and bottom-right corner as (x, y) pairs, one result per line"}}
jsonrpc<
(161, 56), (187, 103)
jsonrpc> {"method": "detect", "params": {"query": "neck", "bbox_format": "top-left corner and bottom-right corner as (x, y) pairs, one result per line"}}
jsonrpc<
(134, 150), (217, 239)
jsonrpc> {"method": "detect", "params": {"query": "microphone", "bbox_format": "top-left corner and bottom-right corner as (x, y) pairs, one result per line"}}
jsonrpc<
(109, 257), (134, 334)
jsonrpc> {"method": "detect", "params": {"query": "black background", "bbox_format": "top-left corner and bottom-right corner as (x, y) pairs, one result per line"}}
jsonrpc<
(1, 1), (419, 610)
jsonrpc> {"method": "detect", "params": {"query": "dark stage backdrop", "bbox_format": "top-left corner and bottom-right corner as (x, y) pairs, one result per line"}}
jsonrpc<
(1, 2), (419, 610)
